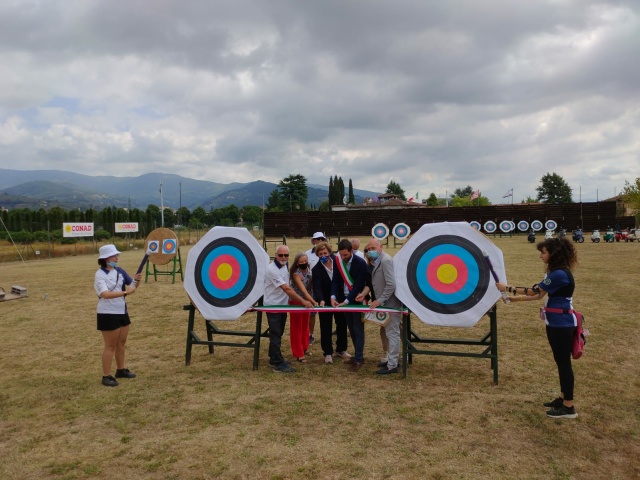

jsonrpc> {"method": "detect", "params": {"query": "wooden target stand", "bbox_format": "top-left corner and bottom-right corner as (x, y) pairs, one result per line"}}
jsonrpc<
(183, 299), (269, 369)
(144, 228), (184, 284)
(401, 304), (499, 384)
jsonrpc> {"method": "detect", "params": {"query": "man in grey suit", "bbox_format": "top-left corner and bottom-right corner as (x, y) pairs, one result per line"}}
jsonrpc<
(364, 238), (402, 374)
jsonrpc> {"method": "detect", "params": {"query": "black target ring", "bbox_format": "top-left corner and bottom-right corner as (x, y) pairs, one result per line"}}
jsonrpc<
(406, 234), (491, 315)
(194, 237), (258, 308)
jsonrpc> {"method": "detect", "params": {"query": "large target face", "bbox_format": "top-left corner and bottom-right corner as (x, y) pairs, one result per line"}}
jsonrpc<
(394, 222), (505, 327)
(469, 221), (481, 231)
(185, 227), (269, 320)
(545, 220), (558, 231)
(372, 223), (390, 240)
(392, 223), (411, 240)
(517, 220), (529, 231)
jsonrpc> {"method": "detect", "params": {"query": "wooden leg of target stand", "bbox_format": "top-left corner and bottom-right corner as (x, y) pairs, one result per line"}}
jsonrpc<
(184, 304), (196, 366)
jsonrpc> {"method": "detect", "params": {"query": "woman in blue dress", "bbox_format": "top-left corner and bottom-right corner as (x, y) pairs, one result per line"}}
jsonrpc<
(497, 237), (579, 419)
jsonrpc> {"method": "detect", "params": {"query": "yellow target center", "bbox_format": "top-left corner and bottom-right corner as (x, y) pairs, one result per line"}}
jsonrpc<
(217, 263), (233, 281)
(436, 264), (458, 284)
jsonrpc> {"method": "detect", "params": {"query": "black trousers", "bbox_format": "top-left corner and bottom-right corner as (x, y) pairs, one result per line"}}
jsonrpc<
(267, 312), (287, 366)
(319, 311), (348, 356)
(546, 326), (576, 401)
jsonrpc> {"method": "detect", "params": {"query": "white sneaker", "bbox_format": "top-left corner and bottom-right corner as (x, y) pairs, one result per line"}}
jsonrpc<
(324, 355), (333, 364)
(335, 351), (351, 359)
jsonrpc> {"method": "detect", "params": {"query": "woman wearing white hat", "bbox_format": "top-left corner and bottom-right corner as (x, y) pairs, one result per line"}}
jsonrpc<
(94, 244), (143, 387)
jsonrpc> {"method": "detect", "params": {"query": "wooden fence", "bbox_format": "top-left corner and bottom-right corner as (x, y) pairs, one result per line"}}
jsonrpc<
(264, 201), (635, 238)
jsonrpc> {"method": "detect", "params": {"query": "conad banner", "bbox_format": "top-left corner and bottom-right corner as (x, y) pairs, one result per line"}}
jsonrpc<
(115, 222), (139, 233)
(63, 223), (94, 237)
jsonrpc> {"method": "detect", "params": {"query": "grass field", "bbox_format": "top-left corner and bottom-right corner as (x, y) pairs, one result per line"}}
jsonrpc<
(0, 234), (639, 479)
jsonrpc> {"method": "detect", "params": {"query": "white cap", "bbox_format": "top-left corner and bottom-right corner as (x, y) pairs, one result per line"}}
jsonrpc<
(98, 244), (121, 259)
(312, 231), (326, 240)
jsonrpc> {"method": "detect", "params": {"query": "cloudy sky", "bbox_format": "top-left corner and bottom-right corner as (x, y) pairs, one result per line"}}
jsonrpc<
(0, 0), (638, 203)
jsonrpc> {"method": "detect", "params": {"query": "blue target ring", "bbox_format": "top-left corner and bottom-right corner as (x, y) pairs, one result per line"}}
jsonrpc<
(518, 220), (529, 231)
(545, 220), (557, 231)
(469, 221), (481, 231)
(531, 220), (543, 231)
(406, 235), (490, 314)
(194, 237), (257, 307)
(163, 239), (177, 254)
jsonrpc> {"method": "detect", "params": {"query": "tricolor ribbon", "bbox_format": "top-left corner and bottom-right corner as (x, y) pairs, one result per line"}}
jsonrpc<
(251, 305), (408, 314)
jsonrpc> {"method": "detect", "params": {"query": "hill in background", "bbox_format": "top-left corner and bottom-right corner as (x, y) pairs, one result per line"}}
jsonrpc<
(0, 169), (379, 210)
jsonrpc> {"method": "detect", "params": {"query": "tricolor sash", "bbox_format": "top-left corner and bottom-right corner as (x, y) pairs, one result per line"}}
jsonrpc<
(335, 259), (354, 291)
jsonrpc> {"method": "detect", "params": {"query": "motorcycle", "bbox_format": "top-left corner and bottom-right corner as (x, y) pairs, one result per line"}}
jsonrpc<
(558, 228), (567, 238)
(591, 230), (601, 243)
(527, 229), (536, 243)
(572, 229), (584, 243)
(603, 228), (615, 243)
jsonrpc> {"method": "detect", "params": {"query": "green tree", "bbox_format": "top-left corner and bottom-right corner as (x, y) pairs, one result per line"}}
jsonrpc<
(348, 179), (355, 204)
(536, 173), (573, 203)
(318, 200), (331, 211)
(426, 193), (439, 206)
(385, 180), (406, 201)
(266, 188), (283, 212)
(451, 186), (474, 199)
(328, 177), (335, 205)
(242, 206), (263, 226)
(450, 194), (491, 207)
(622, 178), (640, 223)
(278, 174), (308, 211)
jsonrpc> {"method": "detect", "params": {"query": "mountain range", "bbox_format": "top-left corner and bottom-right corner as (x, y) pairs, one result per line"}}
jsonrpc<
(0, 169), (380, 211)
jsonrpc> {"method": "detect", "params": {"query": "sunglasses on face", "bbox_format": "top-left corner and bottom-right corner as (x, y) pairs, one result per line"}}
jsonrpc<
(277, 253), (289, 258)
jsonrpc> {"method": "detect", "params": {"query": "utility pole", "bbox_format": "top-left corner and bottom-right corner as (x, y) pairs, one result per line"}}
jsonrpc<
(179, 181), (182, 226)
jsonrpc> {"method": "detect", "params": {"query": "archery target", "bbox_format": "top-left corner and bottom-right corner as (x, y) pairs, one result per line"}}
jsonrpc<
(545, 220), (558, 231)
(499, 220), (515, 233)
(469, 221), (481, 231)
(484, 221), (497, 233)
(162, 239), (177, 254)
(185, 226), (269, 320)
(517, 220), (529, 232)
(392, 223), (411, 240)
(372, 223), (390, 240)
(147, 240), (159, 254)
(146, 227), (179, 265)
(393, 222), (505, 327)
(531, 220), (543, 231)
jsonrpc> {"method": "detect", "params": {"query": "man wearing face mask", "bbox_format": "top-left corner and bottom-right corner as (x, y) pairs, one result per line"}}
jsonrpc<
(264, 245), (314, 373)
(364, 238), (402, 374)
(331, 239), (369, 371)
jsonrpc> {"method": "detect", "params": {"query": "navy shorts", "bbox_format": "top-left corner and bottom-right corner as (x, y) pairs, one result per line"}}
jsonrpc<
(97, 313), (131, 331)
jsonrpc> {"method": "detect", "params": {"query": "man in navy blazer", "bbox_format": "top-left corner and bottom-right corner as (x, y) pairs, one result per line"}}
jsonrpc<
(331, 239), (368, 371)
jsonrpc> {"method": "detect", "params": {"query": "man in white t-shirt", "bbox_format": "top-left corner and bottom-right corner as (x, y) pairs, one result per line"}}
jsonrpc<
(264, 244), (313, 373)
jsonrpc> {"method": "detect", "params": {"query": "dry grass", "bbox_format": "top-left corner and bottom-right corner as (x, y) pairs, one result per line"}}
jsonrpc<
(0, 234), (639, 480)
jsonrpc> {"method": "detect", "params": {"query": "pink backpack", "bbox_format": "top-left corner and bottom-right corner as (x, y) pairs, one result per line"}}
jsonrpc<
(544, 308), (587, 359)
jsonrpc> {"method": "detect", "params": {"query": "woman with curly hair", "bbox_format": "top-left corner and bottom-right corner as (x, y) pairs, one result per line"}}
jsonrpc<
(497, 237), (579, 419)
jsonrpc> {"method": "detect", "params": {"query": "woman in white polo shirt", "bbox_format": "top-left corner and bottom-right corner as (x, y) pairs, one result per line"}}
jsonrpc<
(94, 244), (142, 387)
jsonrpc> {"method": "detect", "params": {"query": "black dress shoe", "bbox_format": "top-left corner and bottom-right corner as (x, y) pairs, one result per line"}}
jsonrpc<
(349, 361), (363, 372)
(376, 367), (398, 375)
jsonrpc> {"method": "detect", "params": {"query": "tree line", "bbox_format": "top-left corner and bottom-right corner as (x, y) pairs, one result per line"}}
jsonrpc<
(0, 204), (265, 243)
